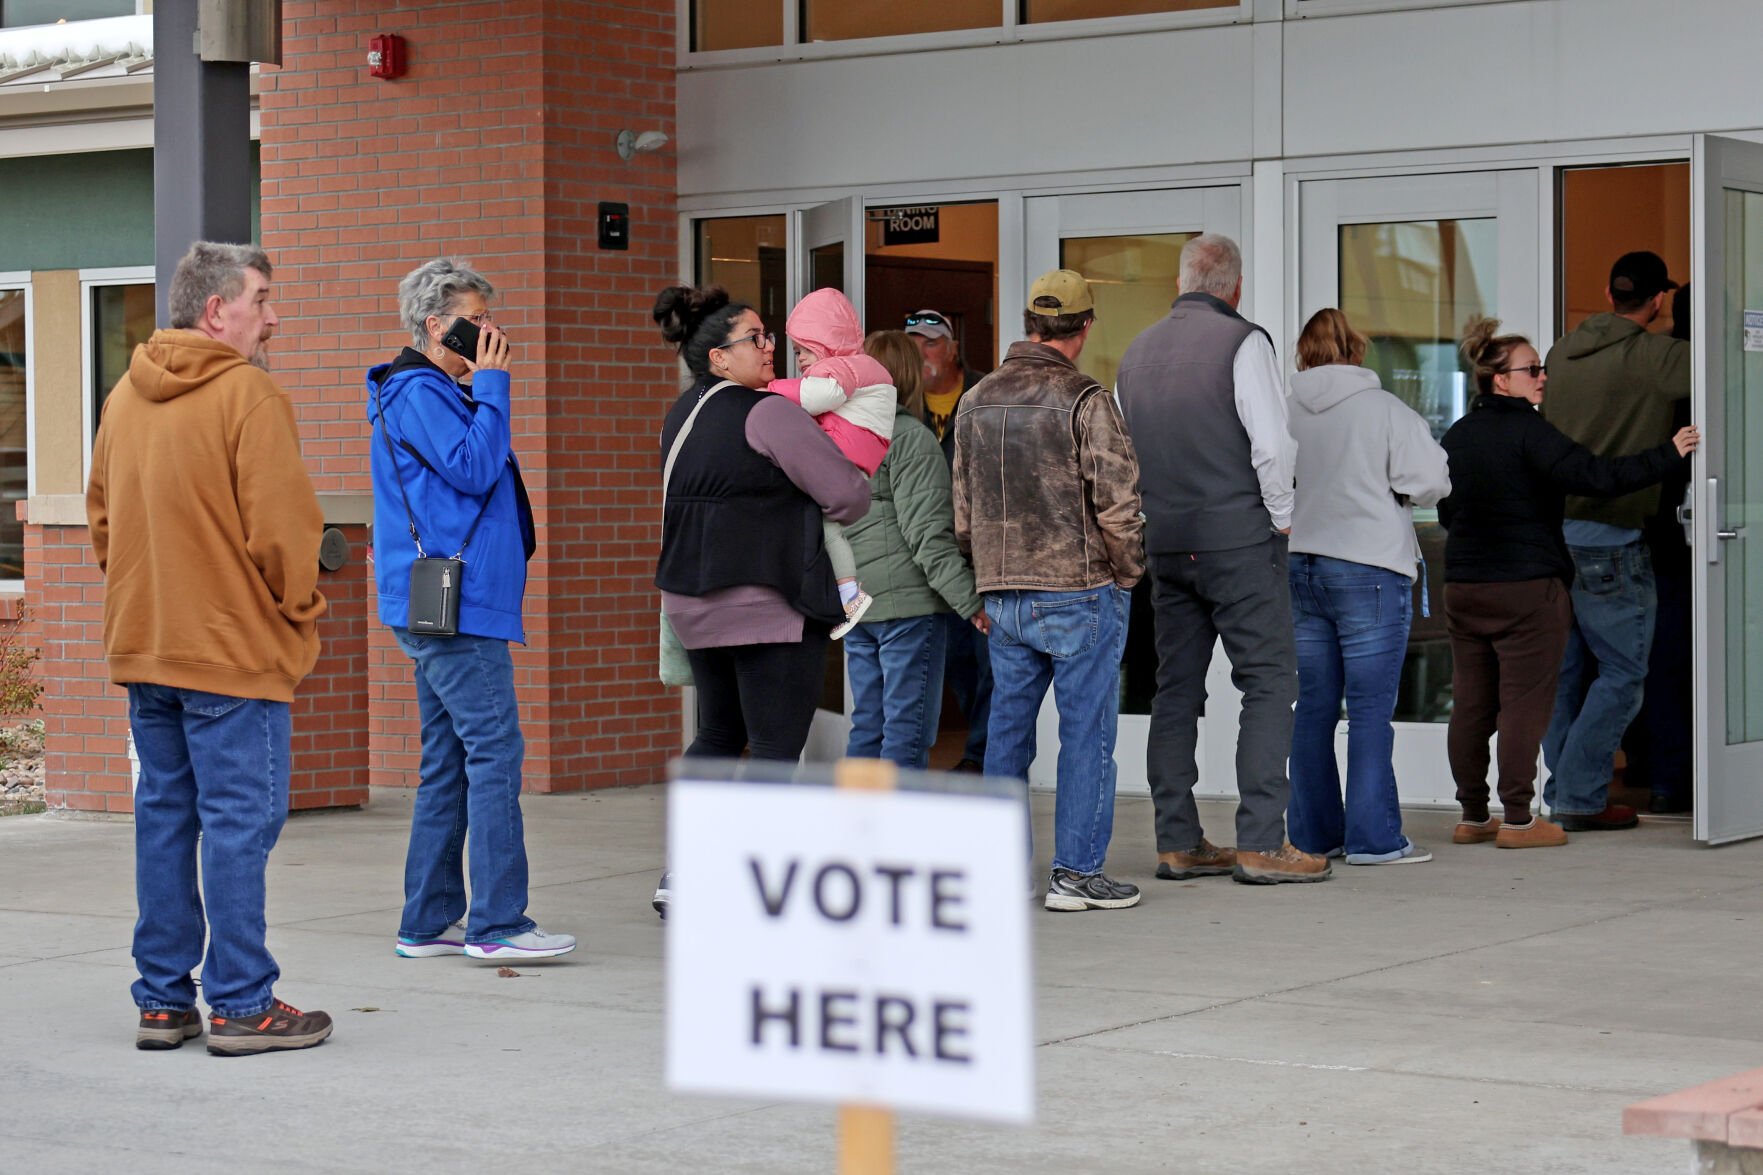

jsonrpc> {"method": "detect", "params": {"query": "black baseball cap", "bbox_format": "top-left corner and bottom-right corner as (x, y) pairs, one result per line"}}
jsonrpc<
(1609, 251), (1677, 303)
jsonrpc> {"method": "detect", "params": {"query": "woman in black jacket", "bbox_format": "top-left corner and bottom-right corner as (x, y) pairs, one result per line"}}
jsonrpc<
(1438, 317), (1698, 850)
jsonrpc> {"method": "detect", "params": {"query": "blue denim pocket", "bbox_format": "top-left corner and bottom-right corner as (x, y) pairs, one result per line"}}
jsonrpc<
(1031, 592), (1100, 659)
(179, 689), (250, 718)
(1319, 577), (1388, 636)
(1572, 552), (1624, 597)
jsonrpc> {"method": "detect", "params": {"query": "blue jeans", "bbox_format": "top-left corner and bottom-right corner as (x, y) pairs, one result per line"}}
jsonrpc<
(943, 612), (993, 763)
(128, 685), (289, 1018)
(392, 628), (536, 944)
(1543, 543), (1657, 816)
(983, 586), (1129, 876)
(845, 614), (949, 770)
(1287, 555), (1414, 860)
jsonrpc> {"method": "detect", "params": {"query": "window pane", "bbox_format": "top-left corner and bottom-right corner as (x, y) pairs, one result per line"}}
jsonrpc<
(695, 215), (786, 338)
(1, 0), (134, 28)
(1559, 164), (1690, 337)
(802, 0), (999, 42)
(1024, 0), (1235, 21)
(91, 282), (155, 432)
(1338, 217), (1496, 724)
(0, 290), (26, 581)
(1059, 233), (1193, 717)
(692, 0), (783, 51)
(1723, 189), (1763, 744)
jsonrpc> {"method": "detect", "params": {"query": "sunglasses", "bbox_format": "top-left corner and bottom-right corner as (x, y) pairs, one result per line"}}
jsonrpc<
(1503, 364), (1547, 378)
(904, 313), (950, 329)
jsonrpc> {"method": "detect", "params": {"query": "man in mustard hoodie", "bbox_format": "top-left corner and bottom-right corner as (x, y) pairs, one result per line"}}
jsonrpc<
(87, 241), (332, 1056)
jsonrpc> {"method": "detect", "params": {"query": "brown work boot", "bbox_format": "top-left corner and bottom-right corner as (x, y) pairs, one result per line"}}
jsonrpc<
(207, 999), (333, 1057)
(1452, 817), (1502, 845)
(1233, 843), (1332, 884)
(1156, 839), (1237, 880)
(1495, 818), (1569, 849)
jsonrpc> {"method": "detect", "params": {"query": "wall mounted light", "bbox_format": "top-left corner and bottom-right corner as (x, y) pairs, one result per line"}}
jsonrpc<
(616, 130), (669, 160)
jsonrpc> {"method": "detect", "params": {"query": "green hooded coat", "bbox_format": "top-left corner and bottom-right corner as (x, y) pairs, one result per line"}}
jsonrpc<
(1541, 312), (1689, 529)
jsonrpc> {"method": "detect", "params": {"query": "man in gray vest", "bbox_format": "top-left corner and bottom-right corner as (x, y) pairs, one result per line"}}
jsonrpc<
(1116, 233), (1330, 885)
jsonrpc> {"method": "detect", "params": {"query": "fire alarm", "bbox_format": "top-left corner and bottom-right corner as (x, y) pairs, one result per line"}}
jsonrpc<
(368, 34), (406, 80)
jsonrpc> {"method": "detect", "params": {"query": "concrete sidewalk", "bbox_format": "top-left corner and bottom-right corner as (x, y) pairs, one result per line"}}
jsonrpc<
(2, 786), (1759, 1174)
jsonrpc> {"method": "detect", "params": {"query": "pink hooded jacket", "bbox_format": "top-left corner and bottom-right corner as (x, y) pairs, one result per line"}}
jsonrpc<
(767, 288), (895, 476)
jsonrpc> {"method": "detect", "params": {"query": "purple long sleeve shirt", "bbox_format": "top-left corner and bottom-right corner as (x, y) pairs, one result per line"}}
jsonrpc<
(664, 395), (871, 648)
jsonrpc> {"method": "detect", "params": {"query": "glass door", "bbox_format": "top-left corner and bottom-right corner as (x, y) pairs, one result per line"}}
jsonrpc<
(794, 197), (867, 761)
(1023, 186), (1243, 794)
(1298, 170), (1540, 807)
(1691, 135), (1763, 844)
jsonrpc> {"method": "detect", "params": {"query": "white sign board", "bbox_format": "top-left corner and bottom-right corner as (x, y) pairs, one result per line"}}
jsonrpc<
(1744, 309), (1763, 353)
(666, 779), (1034, 1124)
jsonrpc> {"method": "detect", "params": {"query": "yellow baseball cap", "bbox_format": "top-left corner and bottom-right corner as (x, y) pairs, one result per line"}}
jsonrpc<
(1027, 269), (1094, 316)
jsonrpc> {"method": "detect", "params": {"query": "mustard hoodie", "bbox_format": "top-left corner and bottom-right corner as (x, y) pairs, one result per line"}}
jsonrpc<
(87, 330), (326, 703)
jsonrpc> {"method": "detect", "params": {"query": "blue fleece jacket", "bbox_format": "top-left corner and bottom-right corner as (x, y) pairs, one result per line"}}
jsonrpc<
(366, 350), (528, 642)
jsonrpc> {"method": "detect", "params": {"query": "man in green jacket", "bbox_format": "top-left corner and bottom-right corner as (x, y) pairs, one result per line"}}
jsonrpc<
(1540, 251), (1690, 832)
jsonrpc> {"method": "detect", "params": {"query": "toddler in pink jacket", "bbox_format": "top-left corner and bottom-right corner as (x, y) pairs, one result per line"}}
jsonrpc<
(766, 288), (897, 637)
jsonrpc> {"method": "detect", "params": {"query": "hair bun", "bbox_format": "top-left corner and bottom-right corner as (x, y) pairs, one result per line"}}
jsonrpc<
(1460, 315), (1502, 366)
(653, 285), (731, 349)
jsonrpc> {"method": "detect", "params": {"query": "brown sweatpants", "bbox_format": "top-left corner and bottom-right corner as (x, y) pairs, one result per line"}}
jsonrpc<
(1443, 578), (1572, 825)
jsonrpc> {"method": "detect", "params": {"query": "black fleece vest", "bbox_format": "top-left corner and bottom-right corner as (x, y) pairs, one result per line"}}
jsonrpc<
(1117, 293), (1271, 553)
(655, 381), (843, 626)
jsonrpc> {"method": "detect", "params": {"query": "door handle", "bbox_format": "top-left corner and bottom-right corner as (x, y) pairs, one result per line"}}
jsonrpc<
(1708, 477), (1742, 564)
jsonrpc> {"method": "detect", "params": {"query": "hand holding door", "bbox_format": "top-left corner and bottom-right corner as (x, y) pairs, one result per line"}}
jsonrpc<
(1672, 425), (1701, 457)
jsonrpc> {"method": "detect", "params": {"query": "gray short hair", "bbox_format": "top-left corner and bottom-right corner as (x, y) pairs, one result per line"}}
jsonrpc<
(1178, 233), (1243, 299)
(167, 241), (272, 330)
(399, 258), (494, 349)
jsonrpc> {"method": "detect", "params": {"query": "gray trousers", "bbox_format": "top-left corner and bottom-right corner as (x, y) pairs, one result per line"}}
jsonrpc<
(1146, 535), (1298, 854)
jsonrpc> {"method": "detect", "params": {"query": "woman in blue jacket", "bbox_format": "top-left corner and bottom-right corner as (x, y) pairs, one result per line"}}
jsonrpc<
(367, 258), (572, 962)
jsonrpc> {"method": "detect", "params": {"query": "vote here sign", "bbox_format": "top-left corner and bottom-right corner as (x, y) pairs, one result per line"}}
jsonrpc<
(665, 777), (1034, 1124)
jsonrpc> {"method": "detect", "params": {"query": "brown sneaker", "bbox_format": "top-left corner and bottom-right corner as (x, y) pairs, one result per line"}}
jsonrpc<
(1156, 839), (1237, 879)
(1452, 817), (1502, 845)
(207, 999), (333, 1057)
(136, 1007), (203, 1051)
(1233, 842), (1332, 884)
(1495, 818), (1569, 849)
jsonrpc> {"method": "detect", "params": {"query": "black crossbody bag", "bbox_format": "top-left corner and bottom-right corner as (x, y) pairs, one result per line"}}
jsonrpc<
(373, 381), (495, 637)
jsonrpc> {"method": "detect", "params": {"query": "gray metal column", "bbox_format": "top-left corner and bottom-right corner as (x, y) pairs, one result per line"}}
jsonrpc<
(152, 0), (253, 326)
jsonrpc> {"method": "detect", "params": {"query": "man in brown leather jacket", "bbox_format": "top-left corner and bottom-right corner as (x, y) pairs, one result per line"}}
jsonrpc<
(952, 269), (1146, 913)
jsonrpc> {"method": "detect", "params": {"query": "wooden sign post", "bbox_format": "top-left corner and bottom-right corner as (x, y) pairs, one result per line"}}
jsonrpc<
(836, 758), (898, 1175)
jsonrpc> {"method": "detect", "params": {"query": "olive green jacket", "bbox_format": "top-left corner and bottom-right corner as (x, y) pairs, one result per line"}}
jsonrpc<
(846, 409), (982, 623)
(1542, 313), (1689, 529)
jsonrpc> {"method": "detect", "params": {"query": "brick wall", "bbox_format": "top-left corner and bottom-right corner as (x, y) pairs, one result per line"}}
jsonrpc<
(27, 521), (131, 813)
(260, 0), (682, 792)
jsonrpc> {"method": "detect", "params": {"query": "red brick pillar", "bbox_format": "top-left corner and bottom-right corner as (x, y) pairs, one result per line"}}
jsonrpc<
(290, 514), (371, 810)
(262, 0), (684, 794)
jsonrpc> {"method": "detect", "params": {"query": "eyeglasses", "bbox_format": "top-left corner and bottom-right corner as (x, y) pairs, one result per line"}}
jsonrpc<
(1503, 364), (1546, 378)
(716, 330), (775, 352)
(454, 312), (493, 326)
(904, 313), (950, 330)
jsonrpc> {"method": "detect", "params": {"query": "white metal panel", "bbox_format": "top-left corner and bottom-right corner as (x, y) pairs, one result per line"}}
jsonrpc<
(677, 26), (1255, 199)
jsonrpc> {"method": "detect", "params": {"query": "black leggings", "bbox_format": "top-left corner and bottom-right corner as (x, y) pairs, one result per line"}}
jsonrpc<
(684, 629), (830, 761)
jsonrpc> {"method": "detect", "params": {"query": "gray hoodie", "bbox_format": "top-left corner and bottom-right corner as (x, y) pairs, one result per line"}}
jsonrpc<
(1287, 364), (1451, 581)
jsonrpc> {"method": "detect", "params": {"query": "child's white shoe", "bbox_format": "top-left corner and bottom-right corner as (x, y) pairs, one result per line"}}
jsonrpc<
(831, 589), (874, 640)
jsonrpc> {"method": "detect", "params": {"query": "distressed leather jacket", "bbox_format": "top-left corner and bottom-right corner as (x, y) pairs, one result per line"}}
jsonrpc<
(952, 340), (1145, 592)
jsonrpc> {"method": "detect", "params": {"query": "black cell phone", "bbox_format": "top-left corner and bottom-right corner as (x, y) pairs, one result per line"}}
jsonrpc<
(440, 316), (482, 360)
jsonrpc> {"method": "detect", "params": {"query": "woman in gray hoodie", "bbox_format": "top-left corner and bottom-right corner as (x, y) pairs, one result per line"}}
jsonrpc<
(1286, 309), (1452, 865)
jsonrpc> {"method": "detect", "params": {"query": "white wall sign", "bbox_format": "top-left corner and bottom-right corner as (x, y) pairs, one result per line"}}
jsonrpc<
(666, 779), (1034, 1124)
(1743, 309), (1763, 353)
